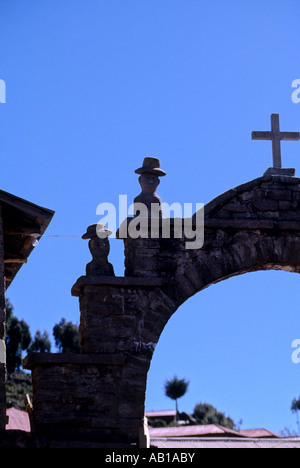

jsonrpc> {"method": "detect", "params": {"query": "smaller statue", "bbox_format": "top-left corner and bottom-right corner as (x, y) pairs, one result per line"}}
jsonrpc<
(82, 224), (115, 277)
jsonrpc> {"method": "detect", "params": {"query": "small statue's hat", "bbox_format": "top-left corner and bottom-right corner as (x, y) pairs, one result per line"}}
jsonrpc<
(135, 157), (166, 177)
(82, 223), (112, 239)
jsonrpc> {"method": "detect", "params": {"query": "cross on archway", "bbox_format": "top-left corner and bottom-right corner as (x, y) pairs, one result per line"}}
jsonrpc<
(252, 114), (300, 169)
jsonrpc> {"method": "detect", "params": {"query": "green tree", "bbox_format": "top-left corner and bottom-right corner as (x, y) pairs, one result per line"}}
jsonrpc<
(28, 330), (51, 353)
(5, 299), (31, 373)
(164, 376), (189, 422)
(193, 402), (237, 430)
(6, 372), (32, 409)
(53, 318), (80, 353)
(291, 397), (300, 433)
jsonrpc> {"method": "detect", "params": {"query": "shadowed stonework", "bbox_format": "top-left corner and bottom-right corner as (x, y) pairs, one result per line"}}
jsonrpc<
(23, 158), (300, 447)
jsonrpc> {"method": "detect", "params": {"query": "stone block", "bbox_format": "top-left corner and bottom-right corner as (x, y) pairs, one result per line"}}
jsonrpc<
(264, 189), (292, 201)
(279, 200), (298, 210)
(223, 203), (249, 213)
(253, 198), (279, 211)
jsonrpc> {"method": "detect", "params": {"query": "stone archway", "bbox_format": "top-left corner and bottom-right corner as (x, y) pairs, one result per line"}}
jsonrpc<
(24, 170), (300, 448)
(165, 172), (300, 307)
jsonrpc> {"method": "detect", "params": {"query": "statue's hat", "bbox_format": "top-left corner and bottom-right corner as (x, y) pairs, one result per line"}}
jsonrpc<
(82, 223), (112, 239)
(135, 157), (166, 177)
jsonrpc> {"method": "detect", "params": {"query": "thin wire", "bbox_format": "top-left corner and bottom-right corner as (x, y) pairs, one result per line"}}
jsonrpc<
(42, 235), (82, 237)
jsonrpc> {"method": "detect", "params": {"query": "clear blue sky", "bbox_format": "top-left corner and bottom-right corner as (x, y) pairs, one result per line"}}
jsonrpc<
(1, 0), (300, 434)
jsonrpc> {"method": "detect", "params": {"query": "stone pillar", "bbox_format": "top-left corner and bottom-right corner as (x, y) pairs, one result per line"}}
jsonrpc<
(122, 222), (187, 278)
(0, 206), (6, 432)
(70, 274), (170, 446)
(120, 157), (177, 278)
(23, 221), (171, 447)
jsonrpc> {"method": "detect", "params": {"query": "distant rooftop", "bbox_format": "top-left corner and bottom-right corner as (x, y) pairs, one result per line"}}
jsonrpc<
(151, 437), (300, 449)
(146, 411), (282, 440)
(6, 408), (30, 432)
(239, 428), (281, 438)
(146, 410), (176, 418)
(149, 424), (256, 439)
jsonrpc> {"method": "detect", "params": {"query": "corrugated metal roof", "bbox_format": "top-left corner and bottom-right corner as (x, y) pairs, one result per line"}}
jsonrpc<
(149, 424), (246, 438)
(239, 428), (281, 438)
(151, 437), (300, 449)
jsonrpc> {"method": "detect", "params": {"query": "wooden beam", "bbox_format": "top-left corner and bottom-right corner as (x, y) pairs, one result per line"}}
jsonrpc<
(4, 259), (27, 264)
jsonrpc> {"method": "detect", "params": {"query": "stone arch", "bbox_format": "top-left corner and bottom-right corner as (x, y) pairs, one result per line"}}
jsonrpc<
(129, 172), (300, 343)
(119, 172), (300, 442)
(25, 171), (300, 447)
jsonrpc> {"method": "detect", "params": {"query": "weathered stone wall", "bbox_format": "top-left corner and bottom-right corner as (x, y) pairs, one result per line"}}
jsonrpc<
(23, 172), (300, 447)
(24, 354), (134, 447)
(0, 206), (6, 432)
(23, 278), (174, 447)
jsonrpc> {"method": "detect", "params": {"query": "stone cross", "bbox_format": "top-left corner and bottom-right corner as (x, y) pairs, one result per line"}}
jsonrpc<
(252, 114), (300, 169)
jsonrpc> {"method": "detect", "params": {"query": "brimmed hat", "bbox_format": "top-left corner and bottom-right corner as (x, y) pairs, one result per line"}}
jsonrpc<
(135, 157), (166, 177)
(82, 223), (112, 239)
